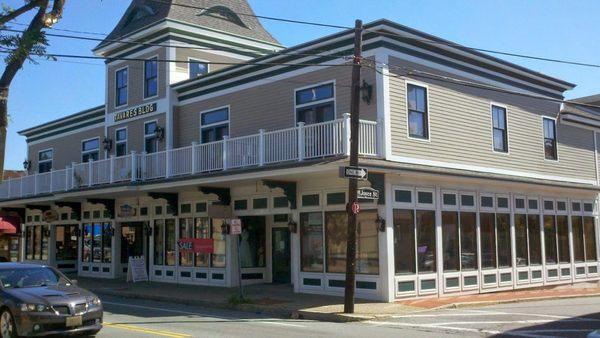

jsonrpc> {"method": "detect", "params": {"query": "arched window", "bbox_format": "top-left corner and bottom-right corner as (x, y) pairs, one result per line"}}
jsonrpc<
(123, 5), (156, 27)
(198, 6), (248, 28)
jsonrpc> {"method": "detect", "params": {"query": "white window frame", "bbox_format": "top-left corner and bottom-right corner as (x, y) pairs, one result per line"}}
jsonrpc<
(188, 57), (210, 79)
(143, 55), (159, 100)
(496, 194), (510, 212)
(392, 186), (414, 209)
(415, 188), (435, 210)
(514, 195), (527, 213)
(527, 197), (540, 213)
(542, 198), (556, 214)
(441, 190), (459, 211)
(144, 120), (159, 153)
(405, 80), (431, 142)
(115, 66), (129, 108)
(490, 102), (509, 154)
(37, 148), (53, 173)
(458, 192), (476, 211)
(115, 127), (128, 157)
(293, 80), (336, 126)
(542, 116), (559, 162)
(479, 192), (495, 212)
(81, 137), (100, 162)
(199, 105), (230, 144)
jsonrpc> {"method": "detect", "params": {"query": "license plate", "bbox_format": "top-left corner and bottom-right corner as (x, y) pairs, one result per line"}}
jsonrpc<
(66, 315), (83, 327)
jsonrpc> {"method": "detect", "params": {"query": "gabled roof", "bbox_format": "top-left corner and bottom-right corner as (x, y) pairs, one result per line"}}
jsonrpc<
(95, 0), (281, 51)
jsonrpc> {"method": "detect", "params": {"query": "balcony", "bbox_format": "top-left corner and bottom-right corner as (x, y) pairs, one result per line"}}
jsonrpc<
(0, 116), (380, 201)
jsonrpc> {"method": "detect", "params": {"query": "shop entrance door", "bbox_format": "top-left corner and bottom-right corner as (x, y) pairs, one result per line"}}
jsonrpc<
(120, 222), (148, 273)
(271, 227), (291, 284)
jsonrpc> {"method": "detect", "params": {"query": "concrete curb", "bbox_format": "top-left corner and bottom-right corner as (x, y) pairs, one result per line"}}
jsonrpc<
(293, 310), (376, 323)
(430, 291), (600, 310)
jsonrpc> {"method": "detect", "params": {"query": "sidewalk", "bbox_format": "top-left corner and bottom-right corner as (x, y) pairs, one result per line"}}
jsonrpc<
(75, 276), (600, 322)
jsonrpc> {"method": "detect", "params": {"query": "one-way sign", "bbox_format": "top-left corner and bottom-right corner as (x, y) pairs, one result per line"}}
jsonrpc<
(340, 166), (368, 180)
(357, 187), (379, 200)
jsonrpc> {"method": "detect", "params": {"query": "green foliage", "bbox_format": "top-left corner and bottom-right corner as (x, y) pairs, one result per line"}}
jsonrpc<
(228, 294), (253, 305)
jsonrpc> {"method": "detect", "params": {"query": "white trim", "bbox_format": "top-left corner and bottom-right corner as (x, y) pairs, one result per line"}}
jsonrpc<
(26, 123), (105, 146)
(293, 80), (336, 125)
(188, 57), (210, 79)
(594, 131), (599, 186)
(143, 55), (160, 101)
(166, 45), (175, 150)
(37, 148), (54, 173)
(144, 119), (159, 153)
(199, 105), (230, 143)
(387, 154), (597, 186)
(115, 127), (128, 157)
(404, 80), (430, 142)
(114, 66), (129, 109)
(490, 102), (510, 155)
(20, 107), (104, 136)
(542, 116), (559, 162)
(81, 137), (101, 162)
(375, 52), (392, 159)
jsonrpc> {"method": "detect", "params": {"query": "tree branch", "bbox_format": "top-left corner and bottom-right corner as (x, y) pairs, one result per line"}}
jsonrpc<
(0, 0), (45, 26)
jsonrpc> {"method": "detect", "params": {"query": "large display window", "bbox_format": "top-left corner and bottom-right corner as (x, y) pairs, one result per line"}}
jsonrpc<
(55, 224), (78, 261)
(24, 225), (49, 261)
(81, 222), (112, 263)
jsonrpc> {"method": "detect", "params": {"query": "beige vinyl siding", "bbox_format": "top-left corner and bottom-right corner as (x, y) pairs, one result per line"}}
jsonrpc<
(389, 71), (596, 182)
(27, 127), (105, 173)
(107, 113), (166, 156)
(175, 64), (377, 147)
(106, 48), (167, 114)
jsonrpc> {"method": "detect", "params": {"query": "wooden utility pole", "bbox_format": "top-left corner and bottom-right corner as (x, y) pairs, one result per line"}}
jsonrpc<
(344, 19), (363, 314)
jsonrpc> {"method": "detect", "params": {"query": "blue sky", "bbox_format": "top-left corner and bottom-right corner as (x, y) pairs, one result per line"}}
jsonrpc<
(2, 0), (600, 170)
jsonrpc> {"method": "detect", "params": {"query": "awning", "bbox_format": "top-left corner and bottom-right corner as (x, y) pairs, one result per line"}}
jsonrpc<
(0, 216), (20, 234)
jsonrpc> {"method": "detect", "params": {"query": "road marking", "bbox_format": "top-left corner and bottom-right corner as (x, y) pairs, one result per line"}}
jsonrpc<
(104, 322), (191, 338)
(458, 308), (600, 321)
(103, 300), (307, 327)
(429, 319), (553, 326)
(365, 320), (501, 335)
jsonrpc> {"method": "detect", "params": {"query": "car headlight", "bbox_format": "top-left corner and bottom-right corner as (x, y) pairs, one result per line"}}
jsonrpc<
(87, 297), (101, 307)
(19, 303), (50, 312)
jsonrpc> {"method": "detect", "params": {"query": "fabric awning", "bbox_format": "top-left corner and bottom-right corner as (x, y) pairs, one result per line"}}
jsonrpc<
(0, 216), (20, 234)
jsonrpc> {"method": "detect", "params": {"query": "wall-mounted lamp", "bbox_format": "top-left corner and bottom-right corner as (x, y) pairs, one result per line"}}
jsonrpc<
(376, 214), (386, 232)
(287, 219), (298, 233)
(155, 126), (165, 142)
(103, 137), (113, 151)
(360, 80), (373, 105)
(23, 159), (31, 170)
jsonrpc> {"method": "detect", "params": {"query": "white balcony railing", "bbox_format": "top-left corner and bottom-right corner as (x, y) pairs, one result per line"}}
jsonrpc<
(0, 117), (380, 201)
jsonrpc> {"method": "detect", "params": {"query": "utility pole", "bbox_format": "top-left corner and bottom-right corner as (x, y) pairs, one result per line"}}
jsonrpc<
(344, 19), (363, 314)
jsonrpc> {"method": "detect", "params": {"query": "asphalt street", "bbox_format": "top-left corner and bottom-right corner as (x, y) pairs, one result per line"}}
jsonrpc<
(96, 294), (600, 337)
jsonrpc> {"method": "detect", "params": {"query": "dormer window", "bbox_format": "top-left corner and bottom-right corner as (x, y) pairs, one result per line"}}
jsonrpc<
(189, 59), (209, 78)
(198, 6), (248, 28)
(123, 5), (155, 27)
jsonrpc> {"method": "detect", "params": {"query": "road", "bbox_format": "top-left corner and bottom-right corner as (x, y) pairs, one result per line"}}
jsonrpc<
(96, 295), (600, 337)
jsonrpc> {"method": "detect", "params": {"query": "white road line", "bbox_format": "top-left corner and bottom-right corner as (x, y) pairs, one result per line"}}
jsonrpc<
(428, 319), (553, 326)
(102, 300), (307, 328)
(365, 320), (501, 335)
(391, 312), (511, 318)
(458, 308), (600, 321)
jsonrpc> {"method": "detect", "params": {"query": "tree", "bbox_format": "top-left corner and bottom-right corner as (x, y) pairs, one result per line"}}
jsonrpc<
(0, 0), (65, 179)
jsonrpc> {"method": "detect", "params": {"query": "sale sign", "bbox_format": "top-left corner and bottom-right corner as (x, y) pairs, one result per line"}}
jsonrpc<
(178, 238), (214, 253)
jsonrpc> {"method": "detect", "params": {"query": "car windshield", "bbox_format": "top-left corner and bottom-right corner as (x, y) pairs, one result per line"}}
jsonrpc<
(0, 267), (64, 289)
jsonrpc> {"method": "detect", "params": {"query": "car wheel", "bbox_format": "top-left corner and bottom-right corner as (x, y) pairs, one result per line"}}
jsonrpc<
(0, 309), (17, 338)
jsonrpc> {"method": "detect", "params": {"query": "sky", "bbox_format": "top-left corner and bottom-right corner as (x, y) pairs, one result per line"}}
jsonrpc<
(2, 0), (600, 170)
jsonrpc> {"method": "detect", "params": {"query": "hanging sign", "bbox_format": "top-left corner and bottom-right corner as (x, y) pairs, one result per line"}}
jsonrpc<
(177, 238), (214, 253)
(229, 218), (242, 235)
(357, 187), (380, 200)
(42, 210), (59, 223)
(118, 204), (136, 218)
(340, 166), (368, 180)
(127, 256), (148, 283)
(114, 103), (157, 122)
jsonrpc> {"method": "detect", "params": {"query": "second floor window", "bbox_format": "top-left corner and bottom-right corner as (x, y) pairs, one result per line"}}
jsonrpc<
(407, 83), (429, 139)
(295, 83), (335, 125)
(200, 107), (229, 143)
(145, 121), (158, 153)
(543, 117), (558, 160)
(115, 128), (127, 157)
(144, 58), (158, 98)
(492, 105), (508, 152)
(38, 149), (53, 173)
(82, 138), (100, 163)
(189, 60), (208, 78)
(116, 68), (128, 107)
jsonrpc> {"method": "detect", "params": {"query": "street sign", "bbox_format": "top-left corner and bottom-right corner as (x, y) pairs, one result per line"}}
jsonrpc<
(351, 202), (360, 215)
(229, 218), (242, 235)
(340, 166), (368, 180)
(357, 187), (379, 200)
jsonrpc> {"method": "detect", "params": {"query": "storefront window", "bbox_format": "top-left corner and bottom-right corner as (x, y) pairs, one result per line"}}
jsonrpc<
(82, 224), (92, 262)
(82, 222), (111, 263)
(416, 210), (436, 273)
(195, 217), (210, 267)
(41, 225), (48, 261)
(25, 226), (32, 260)
(239, 217), (266, 268)
(528, 215), (542, 265)
(442, 212), (459, 271)
(515, 214), (528, 266)
(102, 223), (112, 263)
(166, 219), (176, 266)
(300, 212), (324, 272)
(543, 215), (558, 264)
(460, 212), (477, 270)
(572, 216), (585, 262)
(480, 213), (496, 269)
(393, 210), (415, 274)
(584, 216), (597, 261)
(55, 225), (78, 261)
(92, 223), (102, 263)
(34, 225), (42, 260)
(557, 216), (570, 263)
(211, 218), (226, 268)
(496, 214), (511, 268)
(324, 211), (379, 275)
(121, 224), (143, 264)
(153, 220), (164, 266)
(179, 218), (194, 267)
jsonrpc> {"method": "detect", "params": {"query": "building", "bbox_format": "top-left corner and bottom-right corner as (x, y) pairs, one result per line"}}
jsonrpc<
(0, 0), (598, 302)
